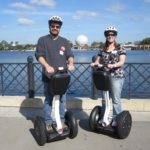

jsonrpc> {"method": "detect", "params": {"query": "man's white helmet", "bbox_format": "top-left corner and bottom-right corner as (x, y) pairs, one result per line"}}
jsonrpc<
(48, 16), (63, 26)
(104, 26), (117, 36)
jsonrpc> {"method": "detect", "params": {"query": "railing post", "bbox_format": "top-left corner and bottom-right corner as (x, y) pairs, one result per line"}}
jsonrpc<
(91, 68), (98, 100)
(27, 56), (35, 98)
(129, 64), (131, 99)
(0, 64), (4, 96)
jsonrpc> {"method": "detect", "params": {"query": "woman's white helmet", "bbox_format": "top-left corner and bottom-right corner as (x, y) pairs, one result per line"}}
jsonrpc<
(104, 26), (117, 36)
(48, 16), (63, 26)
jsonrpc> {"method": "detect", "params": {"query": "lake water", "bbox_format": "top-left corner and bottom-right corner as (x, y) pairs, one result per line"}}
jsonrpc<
(0, 50), (150, 63)
(0, 50), (150, 98)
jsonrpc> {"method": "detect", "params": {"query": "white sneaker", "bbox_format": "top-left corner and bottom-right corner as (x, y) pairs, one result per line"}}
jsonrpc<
(111, 120), (117, 126)
(98, 119), (103, 124)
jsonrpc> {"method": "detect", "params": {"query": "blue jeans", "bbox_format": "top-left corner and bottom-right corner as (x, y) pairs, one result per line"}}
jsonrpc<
(109, 77), (124, 116)
(43, 82), (66, 125)
(101, 77), (124, 117)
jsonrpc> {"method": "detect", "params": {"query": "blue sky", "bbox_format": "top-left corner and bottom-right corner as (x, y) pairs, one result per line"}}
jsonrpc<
(0, 0), (150, 44)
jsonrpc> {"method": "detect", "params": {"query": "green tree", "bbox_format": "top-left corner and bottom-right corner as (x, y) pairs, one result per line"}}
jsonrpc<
(140, 37), (150, 45)
(91, 41), (104, 49)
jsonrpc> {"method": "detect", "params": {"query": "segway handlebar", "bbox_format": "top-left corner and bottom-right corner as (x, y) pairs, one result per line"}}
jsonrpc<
(54, 67), (68, 74)
(45, 67), (68, 79)
(94, 64), (104, 68)
(92, 64), (108, 71)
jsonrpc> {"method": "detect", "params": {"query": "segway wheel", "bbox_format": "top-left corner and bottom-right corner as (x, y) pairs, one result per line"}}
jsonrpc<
(116, 111), (132, 139)
(65, 111), (78, 139)
(89, 106), (101, 131)
(34, 117), (47, 146)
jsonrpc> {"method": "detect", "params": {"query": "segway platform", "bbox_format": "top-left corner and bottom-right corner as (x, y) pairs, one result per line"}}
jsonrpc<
(47, 124), (70, 141)
(34, 110), (78, 146)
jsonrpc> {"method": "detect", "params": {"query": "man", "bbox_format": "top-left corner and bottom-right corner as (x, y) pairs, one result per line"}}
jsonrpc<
(35, 16), (74, 134)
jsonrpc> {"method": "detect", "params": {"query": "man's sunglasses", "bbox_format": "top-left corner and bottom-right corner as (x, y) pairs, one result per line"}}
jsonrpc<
(50, 25), (61, 29)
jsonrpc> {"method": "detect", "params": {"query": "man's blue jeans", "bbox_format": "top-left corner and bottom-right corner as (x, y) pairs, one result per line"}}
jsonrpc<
(101, 77), (124, 117)
(43, 82), (66, 125)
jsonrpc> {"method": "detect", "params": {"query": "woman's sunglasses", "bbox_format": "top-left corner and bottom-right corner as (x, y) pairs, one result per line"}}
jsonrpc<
(106, 33), (115, 37)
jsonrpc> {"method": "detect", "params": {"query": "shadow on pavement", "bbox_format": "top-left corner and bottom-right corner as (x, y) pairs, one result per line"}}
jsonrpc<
(19, 97), (44, 144)
(19, 97), (44, 122)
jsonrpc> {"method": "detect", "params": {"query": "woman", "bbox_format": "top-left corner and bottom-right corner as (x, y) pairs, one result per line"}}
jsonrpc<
(91, 26), (126, 125)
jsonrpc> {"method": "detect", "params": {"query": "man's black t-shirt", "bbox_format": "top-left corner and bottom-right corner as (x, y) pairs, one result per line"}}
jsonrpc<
(35, 34), (74, 82)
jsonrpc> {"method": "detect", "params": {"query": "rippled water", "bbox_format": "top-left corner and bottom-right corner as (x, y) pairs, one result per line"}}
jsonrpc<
(0, 50), (150, 63)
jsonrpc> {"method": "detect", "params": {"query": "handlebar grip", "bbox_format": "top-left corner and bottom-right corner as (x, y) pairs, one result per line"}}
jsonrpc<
(94, 64), (104, 68)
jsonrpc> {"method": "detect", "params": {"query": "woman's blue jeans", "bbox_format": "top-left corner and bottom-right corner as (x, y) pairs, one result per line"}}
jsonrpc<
(43, 82), (66, 125)
(102, 77), (124, 117)
(109, 77), (124, 116)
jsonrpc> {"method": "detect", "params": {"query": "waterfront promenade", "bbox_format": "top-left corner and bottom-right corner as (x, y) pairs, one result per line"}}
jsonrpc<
(0, 96), (150, 150)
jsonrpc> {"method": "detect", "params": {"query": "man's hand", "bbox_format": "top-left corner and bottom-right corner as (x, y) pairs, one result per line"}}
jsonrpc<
(38, 57), (55, 73)
(68, 64), (74, 71)
(45, 65), (55, 73)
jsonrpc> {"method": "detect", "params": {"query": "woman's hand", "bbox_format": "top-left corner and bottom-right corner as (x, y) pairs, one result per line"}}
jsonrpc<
(90, 62), (99, 67)
(107, 64), (116, 69)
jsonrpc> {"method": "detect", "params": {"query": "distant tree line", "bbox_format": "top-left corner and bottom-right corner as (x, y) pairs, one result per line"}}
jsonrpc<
(0, 37), (150, 51)
(0, 40), (36, 51)
(140, 37), (150, 45)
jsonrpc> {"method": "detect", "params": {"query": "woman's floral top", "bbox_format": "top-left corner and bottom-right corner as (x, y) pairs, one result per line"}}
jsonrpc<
(98, 49), (126, 78)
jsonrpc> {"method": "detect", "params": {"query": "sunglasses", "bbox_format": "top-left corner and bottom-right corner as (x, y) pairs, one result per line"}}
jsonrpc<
(50, 25), (61, 29)
(106, 33), (115, 37)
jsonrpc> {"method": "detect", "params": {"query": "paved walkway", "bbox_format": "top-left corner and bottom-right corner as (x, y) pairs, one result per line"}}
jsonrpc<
(0, 96), (150, 150)
(0, 108), (150, 150)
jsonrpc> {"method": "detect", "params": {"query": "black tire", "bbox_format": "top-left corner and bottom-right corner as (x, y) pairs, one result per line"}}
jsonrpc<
(116, 111), (132, 139)
(89, 106), (101, 131)
(34, 117), (47, 146)
(65, 111), (78, 139)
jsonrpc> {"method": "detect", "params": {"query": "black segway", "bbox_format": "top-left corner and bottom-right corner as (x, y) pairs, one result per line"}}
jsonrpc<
(34, 67), (78, 146)
(89, 64), (132, 139)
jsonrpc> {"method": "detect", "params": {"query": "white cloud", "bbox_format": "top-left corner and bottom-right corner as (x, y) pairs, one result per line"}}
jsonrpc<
(73, 11), (100, 20)
(30, 0), (55, 7)
(17, 18), (34, 26)
(144, 0), (150, 3)
(0, 9), (19, 15)
(10, 2), (34, 10)
(106, 4), (125, 13)
(1, 9), (71, 16)
(131, 16), (143, 22)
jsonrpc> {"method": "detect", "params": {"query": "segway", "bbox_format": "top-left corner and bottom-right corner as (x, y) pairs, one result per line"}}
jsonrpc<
(89, 64), (132, 139)
(34, 67), (78, 146)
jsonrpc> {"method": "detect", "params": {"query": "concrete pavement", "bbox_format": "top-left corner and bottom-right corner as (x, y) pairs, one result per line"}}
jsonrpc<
(0, 108), (150, 150)
(0, 96), (150, 150)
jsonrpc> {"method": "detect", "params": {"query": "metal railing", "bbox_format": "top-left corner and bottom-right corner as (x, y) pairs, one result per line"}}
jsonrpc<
(0, 56), (150, 99)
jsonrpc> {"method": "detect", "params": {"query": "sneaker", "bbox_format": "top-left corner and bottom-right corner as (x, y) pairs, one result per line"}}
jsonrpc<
(56, 123), (68, 135)
(46, 124), (53, 133)
(57, 128), (63, 135)
(62, 123), (68, 130)
(111, 120), (117, 126)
